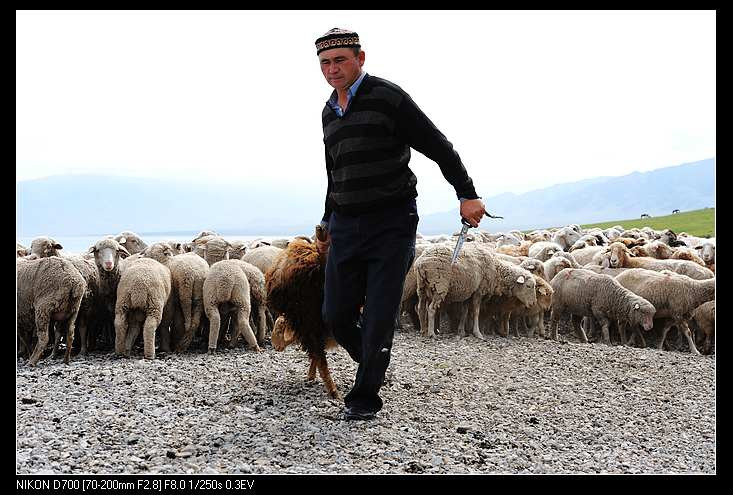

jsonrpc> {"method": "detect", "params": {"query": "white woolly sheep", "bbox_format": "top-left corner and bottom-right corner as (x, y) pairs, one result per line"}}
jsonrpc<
(549, 268), (655, 345)
(140, 243), (210, 352)
(17, 256), (86, 366)
(114, 257), (172, 359)
(691, 300), (715, 354)
(202, 260), (262, 353)
(528, 241), (564, 261)
(615, 269), (714, 354)
(608, 242), (714, 280)
(30, 237), (63, 258)
(113, 231), (148, 255)
(551, 227), (582, 251)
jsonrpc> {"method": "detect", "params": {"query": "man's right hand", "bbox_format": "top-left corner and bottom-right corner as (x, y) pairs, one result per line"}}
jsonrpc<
(315, 224), (331, 254)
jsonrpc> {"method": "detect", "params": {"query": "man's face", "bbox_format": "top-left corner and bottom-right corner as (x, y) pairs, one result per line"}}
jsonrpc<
(319, 47), (365, 90)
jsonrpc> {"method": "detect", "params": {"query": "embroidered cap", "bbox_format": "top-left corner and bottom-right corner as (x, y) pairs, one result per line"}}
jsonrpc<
(315, 28), (361, 55)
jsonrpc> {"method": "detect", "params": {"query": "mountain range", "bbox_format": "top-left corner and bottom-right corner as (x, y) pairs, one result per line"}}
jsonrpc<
(16, 158), (715, 237)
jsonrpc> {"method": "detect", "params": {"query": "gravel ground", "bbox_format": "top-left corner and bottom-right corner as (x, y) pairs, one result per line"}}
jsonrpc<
(16, 319), (716, 475)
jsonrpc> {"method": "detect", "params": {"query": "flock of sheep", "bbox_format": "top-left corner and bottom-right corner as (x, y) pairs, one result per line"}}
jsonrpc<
(16, 223), (716, 381)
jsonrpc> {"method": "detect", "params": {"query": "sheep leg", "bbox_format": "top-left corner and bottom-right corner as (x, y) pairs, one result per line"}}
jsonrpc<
(574, 315), (589, 343)
(536, 314), (545, 339)
(316, 354), (339, 399)
(658, 319), (675, 351)
(256, 305), (267, 345)
(171, 307), (185, 350)
(426, 301), (440, 338)
(307, 359), (317, 381)
(206, 306), (221, 353)
(29, 311), (51, 367)
(51, 323), (63, 359)
(678, 320), (700, 355)
(408, 297), (420, 331)
(417, 293), (428, 336)
(550, 309), (560, 341)
(114, 310), (129, 356)
(158, 297), (174, 353)
(470, 293), (484, 340)
(142, 310), (162, 360)
(236, 309), (262, 352)
(125, 319), (142, 356)
(618, 321), (627, 346)
(456, 304), (468, 337)
(597, 316), (610, 345)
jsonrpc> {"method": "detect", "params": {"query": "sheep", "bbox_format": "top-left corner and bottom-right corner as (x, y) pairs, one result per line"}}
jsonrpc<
(550, 251), (582, 268)
(527, 230), (552, 243)
(30, 237), (63, 258)
(511, 275), (554, 338)
(113, 231), (148, 255)
(416, 243), (501, 339)
(200, 236), (232, 266)
(568, 234), (598, 251)
(520, 258), (547, 281)
(56, 254), (101, 356)
(656, 229), (686, 247)
(640, 213), (651, 219)
(139, 243), (210, 352)
(528, 241), (564, 261)
(202, 260), (261, 353)
(608, 242), (714, 280)
(691, 301), (715, 355)
(670, 247), (706, 267)
(241, 245), (284, 276)
(551, 227), (582, 251)
(580, 265), (629, 277)
(231, 260), (269, 345)
(602, 228), (623, 242)
(17, 256), (86, 366)
(496, 240), (531, 257)
(227, 240), (248, 260)
(114, 257), (172, 359)
(480, 272), (545, 338)
(568, 246), (606, 266)
(399, 243), (430, 330)
(265, 231), (338, 398)
(165, 241), (185, 256)
(630, 241), (674, 260)
(87, 238), (131, 350)
(495, 233), (522, 248)
(17, 242), (29, 258)
(494, 253), (529, 265)
(192, 230), (218, 242)
(695, 241), (715, 273)
(549, 268), (655, 345)
(543, 255), (574, 282)
(615, 269), (715, 354)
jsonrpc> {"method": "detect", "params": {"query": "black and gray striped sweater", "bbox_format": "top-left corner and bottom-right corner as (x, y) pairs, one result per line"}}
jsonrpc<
(321, 74), (478, 222)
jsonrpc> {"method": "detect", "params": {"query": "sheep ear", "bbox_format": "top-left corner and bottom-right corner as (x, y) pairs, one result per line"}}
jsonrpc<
(539, 287), (548, 295)
(53, 243), (63, 250)
(118, 246), (131, 258)
(516, 275), (525, 284)
(87, 246), (96, 254)
(633, 303), (640, 310)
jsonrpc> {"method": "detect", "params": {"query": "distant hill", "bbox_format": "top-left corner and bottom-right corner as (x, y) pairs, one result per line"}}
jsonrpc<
(579, 208), (715, 238)
(16, 158), (715, 237)
(419, 158), (715, 234)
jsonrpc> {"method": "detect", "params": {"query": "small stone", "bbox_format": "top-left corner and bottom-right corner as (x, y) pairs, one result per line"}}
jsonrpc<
(456, 425), (470, 434)
(166, 450), (176, 459)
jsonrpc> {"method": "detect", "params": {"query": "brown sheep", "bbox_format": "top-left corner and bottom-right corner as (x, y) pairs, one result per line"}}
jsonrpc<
(265, 227), (339, 398)
(496, 240), (531, 257)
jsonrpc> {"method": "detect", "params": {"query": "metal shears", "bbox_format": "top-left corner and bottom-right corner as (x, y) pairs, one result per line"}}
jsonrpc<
(450, 211), (504, 264)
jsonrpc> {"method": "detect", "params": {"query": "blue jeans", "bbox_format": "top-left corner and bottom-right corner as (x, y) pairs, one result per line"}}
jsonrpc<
(322, 198), (418, 413)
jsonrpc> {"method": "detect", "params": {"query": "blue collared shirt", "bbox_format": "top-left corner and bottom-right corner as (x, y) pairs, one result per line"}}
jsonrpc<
(327, 71), (367, 117)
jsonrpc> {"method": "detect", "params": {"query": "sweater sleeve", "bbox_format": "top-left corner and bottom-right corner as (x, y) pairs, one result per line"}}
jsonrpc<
(322, 144), (334, 226)
(395, 91), (479, 200)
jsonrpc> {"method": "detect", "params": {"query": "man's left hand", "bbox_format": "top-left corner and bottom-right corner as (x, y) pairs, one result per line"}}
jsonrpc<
(460, 199), (486, 228)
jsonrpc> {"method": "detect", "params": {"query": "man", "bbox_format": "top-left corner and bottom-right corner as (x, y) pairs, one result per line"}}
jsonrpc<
(315, 28), (486, 421)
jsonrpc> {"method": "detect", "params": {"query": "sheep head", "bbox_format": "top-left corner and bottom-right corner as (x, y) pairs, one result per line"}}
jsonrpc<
(90, 238), (130, 272)
(630, 299), (656, 331)
(271, 316), (297, 351)
(608, 242), (629, 268)
(140, 242), (174, 264)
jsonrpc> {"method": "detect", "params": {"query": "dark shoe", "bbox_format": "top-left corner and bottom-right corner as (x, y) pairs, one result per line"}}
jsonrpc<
(344, 406), (376, 421)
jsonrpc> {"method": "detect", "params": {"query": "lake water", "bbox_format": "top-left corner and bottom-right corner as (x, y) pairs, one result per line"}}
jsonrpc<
(17, 233), (293, 256)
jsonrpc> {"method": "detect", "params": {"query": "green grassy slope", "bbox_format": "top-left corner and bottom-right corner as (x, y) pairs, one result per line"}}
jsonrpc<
(580, 208), (715, 238)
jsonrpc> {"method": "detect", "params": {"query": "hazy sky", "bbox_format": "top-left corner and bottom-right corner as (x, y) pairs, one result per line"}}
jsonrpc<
(16, 10), (716, 214)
